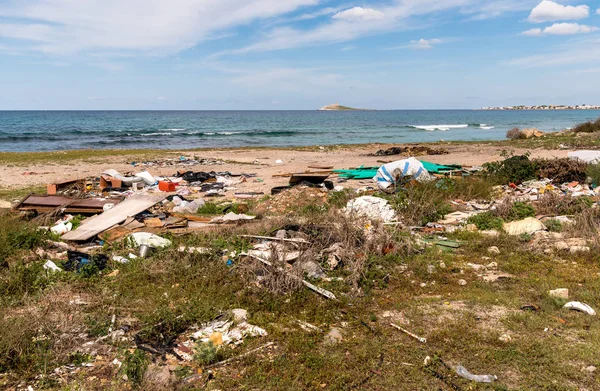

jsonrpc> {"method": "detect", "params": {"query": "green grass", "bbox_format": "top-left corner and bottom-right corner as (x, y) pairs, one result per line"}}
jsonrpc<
(0, 185), (46, 202)
(3, 185), (600, 390)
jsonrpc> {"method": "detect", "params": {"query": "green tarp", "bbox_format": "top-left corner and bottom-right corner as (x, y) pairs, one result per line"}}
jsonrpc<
(334, 161), (462, 180)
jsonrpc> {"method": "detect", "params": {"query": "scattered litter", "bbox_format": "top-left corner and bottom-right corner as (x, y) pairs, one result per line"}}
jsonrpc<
(372, 145), (449, 157)
(390, 323), (426, 343)
(503, 217), (546, 236)
(296, 319), (322, 333)
(455, 365), (497, 383)
(64, 250), (108, 272)
(129, 232), (172, 248)
(50, 221), (73, 235)
(563, 301), (596, 316)
(345, 196), (396, 222)
(112, 255), (129, 264)
(210, 212), (256, 223)
(521, 304), (541, 312)
(549, 288), (569, 299)
(374, 158), (433, 193)
(568, 150), (600, 164)
(43, 260), (62, 272)
(178, 246), (211, 254)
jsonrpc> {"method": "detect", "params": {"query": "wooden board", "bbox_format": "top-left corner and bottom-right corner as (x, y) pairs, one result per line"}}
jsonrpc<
(98, 226), (132, 242)
(63, 194), (166, 241)
(144, 217), (164, 228)
(14, 194), (122, 214)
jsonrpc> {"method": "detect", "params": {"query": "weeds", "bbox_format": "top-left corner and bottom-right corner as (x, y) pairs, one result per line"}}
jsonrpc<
(534, 193), (592, 216)
(0, 215), (47, 267)
(506, 202), (536, 221)
(572, 117), (600, 133)
(120, 349), (150, 386)
(193, 341), (223, 365)
(586, 163), (600, 186)
(467, 212), (504, 231)
(544, 219), (563, 232)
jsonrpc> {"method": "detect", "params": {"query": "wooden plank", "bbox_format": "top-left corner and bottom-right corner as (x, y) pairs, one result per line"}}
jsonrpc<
(63, 195), (166, 241)
(98, 226), (132, 242)
(144, 217), (164, 228)
(171, 213), (213, 222)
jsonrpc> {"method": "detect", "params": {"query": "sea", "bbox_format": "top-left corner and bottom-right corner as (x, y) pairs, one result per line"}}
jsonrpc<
(1, 110), (599, 152)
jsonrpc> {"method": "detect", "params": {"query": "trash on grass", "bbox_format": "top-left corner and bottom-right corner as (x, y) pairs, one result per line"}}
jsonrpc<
(374, 158), (433, 193)
(43, 260), (62, 272)
(563, 301), (596, 316)
(503, 217), (546, 236)
(455, 365), (497, 383)
(129, 232), (172, 248)
(210, 212), (256, 223)
(345, 196), (396, 222)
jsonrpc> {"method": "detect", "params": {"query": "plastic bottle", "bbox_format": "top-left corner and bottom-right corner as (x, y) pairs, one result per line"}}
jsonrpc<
(456, 366), (497, 383)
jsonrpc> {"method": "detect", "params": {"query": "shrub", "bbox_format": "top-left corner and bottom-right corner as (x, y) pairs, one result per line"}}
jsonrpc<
(390, 182), (453, 226)
(534, 193), (593, 216)
(535, 158), (588, 183)
(193, 341), (220, 365)
(120, 349), (150, 386)
(545, 219), (563, 233)
(0, 215), (47, 267)
(506, 127), (525, 139)
(572, 117), (600, 133)
(467, 212), (504, 231)
(483, 152), (537, 184)
(587, 163), (600, 186)
(507, 202), (536, 221)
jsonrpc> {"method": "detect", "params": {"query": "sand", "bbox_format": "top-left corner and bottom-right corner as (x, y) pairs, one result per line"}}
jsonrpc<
(0, 143), (570, 199)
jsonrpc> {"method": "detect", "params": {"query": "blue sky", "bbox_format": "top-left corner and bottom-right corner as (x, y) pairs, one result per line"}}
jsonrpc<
(1, 0), (600, 109)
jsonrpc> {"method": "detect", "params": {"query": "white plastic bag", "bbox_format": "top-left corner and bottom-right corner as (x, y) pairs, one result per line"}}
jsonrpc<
(373, 158), (432, 193)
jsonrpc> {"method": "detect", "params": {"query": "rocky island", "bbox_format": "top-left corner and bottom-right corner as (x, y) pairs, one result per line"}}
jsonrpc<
(317, 103), (366, 111)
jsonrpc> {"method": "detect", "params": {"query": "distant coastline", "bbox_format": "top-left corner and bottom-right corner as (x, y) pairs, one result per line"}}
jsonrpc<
(481, 105), (600, 111)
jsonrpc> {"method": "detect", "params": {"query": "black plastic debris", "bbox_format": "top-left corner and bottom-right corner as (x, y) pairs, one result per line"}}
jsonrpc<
(65, 250), (108, 272)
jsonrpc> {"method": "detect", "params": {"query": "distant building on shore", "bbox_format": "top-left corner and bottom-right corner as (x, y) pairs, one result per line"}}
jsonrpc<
(481, 104), (600, 110)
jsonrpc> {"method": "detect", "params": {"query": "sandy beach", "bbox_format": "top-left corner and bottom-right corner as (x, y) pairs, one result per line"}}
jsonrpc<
(0, 143), (570, 197)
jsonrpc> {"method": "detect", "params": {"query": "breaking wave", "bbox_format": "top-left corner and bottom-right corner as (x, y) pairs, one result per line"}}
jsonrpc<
(410, 124), (469, 131)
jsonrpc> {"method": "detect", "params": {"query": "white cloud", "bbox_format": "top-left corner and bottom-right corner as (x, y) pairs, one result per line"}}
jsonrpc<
(544, 22), (597, 35)
(528, 0), (589, 23)
(410, 38), (443, 49)
(522, 28), (543, 36)
(523, 22), (598, 36)
(214, 0), (480, 56)
(597, 8), (600, 15)
(0, 0), (319, 55)
(332, 7), (385, 21)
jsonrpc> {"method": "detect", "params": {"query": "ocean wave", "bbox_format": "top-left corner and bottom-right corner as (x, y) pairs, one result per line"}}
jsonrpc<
(479, 126), (495, 130)
(410, 124), (469, 131)
(159, 128), (186, 131)
(140, 132), (173, 136)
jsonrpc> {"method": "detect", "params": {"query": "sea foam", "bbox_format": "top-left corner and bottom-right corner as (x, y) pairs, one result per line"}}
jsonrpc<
(411, 124), (469, 131)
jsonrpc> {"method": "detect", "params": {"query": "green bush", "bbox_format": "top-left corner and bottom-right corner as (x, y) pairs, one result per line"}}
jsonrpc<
(544, 219), (563, 233)
(0, 215), (47, 267)
(572, 117), (600, 133)
(507, 202), (536, 221)
(467, 212), (504, 231)
(483, 152), (537, 184)
(120, 349), (150, 386)
(587, 163), (600, 186)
